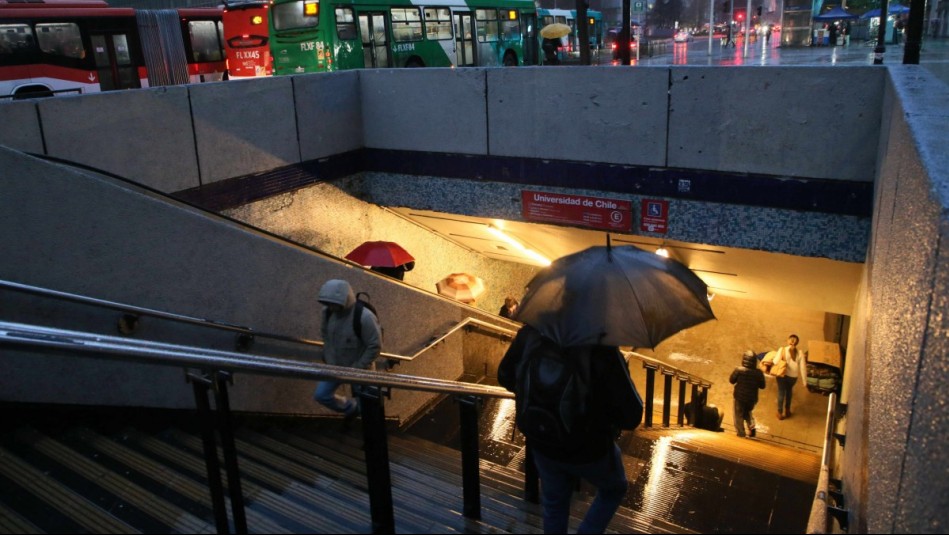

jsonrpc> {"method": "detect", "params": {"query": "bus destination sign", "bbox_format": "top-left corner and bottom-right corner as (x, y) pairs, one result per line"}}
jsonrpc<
(521, 190), (633, 232)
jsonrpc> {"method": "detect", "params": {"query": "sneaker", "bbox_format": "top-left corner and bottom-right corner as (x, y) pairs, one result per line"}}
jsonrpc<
(777, 411), (785, 420)
(750, 428), (756, 438)
(785, 410), (792, 418)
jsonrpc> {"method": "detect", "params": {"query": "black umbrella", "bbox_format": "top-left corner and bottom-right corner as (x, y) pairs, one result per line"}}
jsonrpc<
(514, 242), (715, 348)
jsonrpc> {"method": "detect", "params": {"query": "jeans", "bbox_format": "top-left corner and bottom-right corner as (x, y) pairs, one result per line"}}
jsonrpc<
(532, 443), (628, 534)
(776, 376), (798, 414)
(733, 399), (756, 437)
(314, 379), (357, 414)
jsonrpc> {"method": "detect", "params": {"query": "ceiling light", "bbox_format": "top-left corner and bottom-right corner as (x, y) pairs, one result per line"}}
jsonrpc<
(487, 225), (551, 266)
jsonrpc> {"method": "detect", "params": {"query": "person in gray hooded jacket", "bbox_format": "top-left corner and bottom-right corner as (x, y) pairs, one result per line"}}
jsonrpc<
(315, 279), (382, 419)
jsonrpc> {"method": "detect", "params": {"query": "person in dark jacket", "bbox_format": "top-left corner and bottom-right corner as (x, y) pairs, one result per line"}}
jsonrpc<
(729, 350), (766, 437)
(314, 279), (382, 422)
(498, 296), (519, 319)
(498, 325), (643, 534)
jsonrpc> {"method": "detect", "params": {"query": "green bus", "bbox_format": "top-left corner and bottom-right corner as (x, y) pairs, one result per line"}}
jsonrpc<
(269, 0), (540, 73)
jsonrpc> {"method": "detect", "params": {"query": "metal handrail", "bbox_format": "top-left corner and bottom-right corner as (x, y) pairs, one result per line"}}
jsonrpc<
(0, 320), (514, 399)
(806, 392), (840, 534)
(625, 350), (713, 388)
(0, 278), (516, 364)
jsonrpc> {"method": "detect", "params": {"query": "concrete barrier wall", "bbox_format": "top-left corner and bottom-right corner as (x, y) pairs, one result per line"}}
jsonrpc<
(847, 65), (949, 533)
(361, 68), (488, 154)
(294, 71), (364, 161)
(1, 67), (886, 190)
(487, 66), (669, 166)
(190, 77), (300, 185)
(0, 145), (482, 423)
(0, 100), (43, 154)
(667, 66), (884, 181)
(37, 86), (200, 192)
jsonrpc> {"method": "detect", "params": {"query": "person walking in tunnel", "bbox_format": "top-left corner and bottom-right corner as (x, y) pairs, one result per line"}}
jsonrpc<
(314, 279), (382, 423)
(764, 334), (807, 420)
(730, 350), (766, 437)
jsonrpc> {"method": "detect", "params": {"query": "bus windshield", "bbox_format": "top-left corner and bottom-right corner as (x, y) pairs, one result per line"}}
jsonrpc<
(272, 0), (319, 31)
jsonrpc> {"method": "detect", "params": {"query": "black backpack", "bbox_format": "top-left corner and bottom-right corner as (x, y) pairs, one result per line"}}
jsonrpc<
(515, 336), (594, 450)
(324, 291), (379, 342)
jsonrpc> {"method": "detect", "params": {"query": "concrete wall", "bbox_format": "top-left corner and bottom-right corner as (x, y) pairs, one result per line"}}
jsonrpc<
(0, 145), (485, 423)
(0, 66), (884, 196)
(851, 66), (949, 533)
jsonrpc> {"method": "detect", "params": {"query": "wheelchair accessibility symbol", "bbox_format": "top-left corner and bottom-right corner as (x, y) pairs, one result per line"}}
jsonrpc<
(647, 202), (663, 218)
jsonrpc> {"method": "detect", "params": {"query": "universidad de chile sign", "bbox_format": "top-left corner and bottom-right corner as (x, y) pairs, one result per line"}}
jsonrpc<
(521, 190), (632, 232)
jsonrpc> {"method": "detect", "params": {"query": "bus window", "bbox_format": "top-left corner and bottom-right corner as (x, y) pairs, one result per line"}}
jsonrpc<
(476, 9), (498, 42)
(423, 7), (451, 40)
(500, 9), (519, 41)
(272, 0), (318, 30)
(36, 22), (84, 59)
(0, 24), (35, 63)
(335, 6), (357, 40)
(391, 8), (421, 42)
(188, 20), (223, 62)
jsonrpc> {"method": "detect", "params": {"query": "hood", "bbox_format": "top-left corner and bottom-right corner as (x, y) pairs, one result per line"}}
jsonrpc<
(741, 351), (757, 369)
(318, 279), (355, 309)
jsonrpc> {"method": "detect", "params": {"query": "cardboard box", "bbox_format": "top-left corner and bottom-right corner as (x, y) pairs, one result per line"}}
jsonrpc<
(808, 340), (841, 368)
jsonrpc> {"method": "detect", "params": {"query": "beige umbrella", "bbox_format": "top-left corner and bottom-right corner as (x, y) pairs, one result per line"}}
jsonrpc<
(540, 23), (572, 39)
(436, 273), (486, 304)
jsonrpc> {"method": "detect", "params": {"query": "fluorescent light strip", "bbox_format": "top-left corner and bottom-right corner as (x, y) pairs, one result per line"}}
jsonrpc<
(486, 225), (552, 266)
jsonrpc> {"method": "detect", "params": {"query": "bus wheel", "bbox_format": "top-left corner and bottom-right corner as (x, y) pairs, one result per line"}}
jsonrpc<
(405, 58), (424, 68)
(503, 52), (518, 66)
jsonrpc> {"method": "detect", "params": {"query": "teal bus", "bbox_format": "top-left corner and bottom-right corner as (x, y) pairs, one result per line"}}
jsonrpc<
(537, 8), (604, 54)
(269, 0), (540, 73)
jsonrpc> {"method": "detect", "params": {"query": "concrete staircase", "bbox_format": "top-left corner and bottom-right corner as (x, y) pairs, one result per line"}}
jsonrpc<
(0, 405), (695, 534)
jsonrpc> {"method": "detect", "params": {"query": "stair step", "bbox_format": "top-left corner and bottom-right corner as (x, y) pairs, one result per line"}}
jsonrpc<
(0, 407), (699, 534)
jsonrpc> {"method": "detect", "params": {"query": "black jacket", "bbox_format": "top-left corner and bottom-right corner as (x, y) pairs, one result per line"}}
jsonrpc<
(498, 325), (643, 463)
(729, 354), (766, 405)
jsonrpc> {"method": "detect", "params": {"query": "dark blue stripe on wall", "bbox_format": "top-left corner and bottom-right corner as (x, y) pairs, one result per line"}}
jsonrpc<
(176, 148), (873, 217)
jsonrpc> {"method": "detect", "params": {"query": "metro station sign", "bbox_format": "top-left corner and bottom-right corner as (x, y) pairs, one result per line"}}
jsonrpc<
(521, 190), (633, 232)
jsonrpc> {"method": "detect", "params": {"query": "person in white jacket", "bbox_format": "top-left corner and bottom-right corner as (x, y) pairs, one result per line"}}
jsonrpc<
(770, 334), (807, 420)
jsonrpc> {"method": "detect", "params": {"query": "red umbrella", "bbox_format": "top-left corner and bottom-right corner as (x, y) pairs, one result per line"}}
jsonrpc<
(436, 273), (486, 303)
(345, 241), (415, 268)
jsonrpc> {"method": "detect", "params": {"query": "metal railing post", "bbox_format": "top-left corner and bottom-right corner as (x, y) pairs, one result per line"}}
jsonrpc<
(457, 395), (482, 519)
(358, 385), (395, 534)
(677, 374), (688, 426)
(661, 368), (674, 427)
(643, 362), (658, 427)
(188, 371), (230, 535)
(689, 380), (700, 425)
(211, 371), (247, 535)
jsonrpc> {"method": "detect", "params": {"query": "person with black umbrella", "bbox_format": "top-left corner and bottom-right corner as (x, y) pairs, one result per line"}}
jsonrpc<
(499, 240), (715, 533)
(498, 324), (642, 534)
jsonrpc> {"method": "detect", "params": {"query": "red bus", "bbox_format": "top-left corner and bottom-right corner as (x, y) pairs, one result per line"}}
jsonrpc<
(0, 0), (225, 99)
(222, 0), (271, 79)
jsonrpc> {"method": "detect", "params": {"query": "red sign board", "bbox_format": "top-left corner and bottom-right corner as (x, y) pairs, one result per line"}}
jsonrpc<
(640, 199), (669, 233)
(522, 190), (632, 232)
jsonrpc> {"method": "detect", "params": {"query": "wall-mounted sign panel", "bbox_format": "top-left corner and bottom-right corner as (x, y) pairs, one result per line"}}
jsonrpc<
(522, 190), (632, 232)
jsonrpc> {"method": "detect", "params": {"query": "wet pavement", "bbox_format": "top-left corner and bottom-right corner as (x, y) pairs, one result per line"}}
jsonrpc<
(584, 34), (949, 68)
(402, 382), (819, 533)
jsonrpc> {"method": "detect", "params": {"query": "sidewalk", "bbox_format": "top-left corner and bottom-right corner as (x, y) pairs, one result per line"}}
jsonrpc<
(580, 34), (949, 69)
